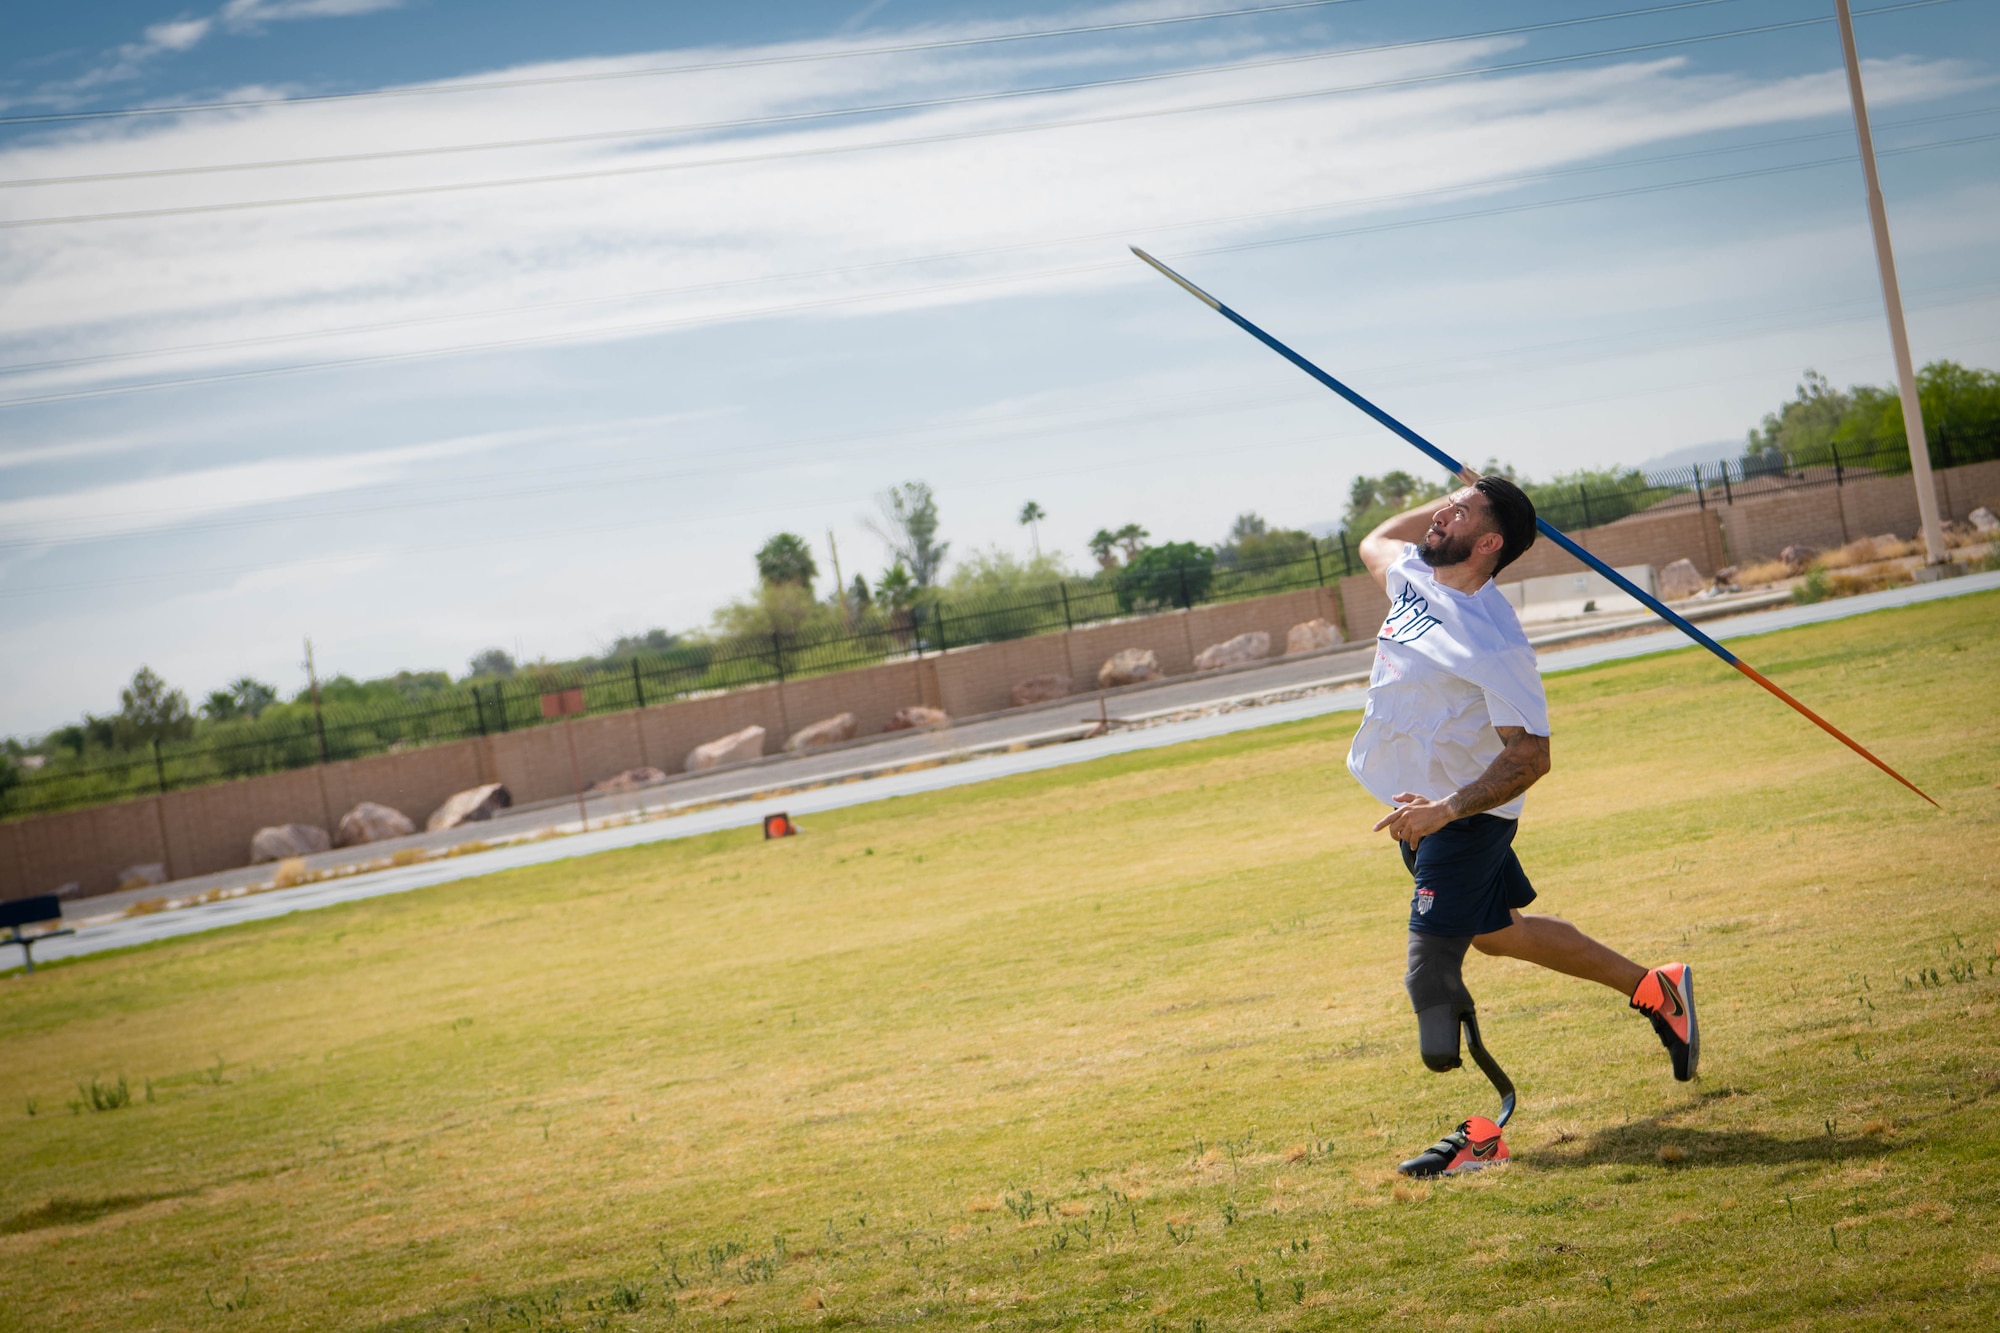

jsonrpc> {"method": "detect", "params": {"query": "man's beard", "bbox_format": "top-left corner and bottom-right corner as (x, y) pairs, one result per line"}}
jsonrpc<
(1417, 529), (1477, 568)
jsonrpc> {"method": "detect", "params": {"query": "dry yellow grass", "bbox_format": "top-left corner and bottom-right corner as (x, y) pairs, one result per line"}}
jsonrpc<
(2, 593), (1996, 1331)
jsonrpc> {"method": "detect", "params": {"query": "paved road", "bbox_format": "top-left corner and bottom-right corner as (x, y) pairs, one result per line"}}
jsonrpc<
(22, 570), (1993, 968)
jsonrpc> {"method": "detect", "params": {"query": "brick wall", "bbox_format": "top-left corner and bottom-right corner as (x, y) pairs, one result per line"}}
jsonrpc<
(1720, 458), (2000, 561)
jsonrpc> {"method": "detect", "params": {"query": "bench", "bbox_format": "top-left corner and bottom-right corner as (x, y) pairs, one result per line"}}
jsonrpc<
(2, 895), (74, 974)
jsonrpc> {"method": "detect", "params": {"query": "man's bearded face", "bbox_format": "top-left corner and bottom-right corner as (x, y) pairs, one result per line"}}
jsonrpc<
(1417, 524), (1479, 568)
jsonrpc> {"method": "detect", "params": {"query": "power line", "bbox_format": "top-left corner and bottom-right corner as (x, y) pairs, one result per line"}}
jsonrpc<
(8, 100), (1991, 383)
(0, 0), (1748, 191)
(1, 126), (1990, 411)
(0, 1), (1957, 233)
(0, 0), (1381, 129)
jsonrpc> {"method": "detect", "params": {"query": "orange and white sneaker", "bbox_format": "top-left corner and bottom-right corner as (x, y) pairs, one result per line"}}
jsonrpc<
(1396, 1116), (1510, 1178)
(1631, 963), (1698, 1081)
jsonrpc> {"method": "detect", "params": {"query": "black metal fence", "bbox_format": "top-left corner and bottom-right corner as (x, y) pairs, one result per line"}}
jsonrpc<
(9, 426), (1992, 822)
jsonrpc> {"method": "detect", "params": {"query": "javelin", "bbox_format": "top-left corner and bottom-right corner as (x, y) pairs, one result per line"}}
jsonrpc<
(1130, 245), (1938, 807)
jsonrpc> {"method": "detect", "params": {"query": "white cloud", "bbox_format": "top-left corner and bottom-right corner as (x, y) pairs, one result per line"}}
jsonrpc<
(0, 19), (1973, 408)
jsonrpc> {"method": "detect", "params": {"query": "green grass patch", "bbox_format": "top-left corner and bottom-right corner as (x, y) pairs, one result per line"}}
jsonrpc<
(3, 593), (1998, 1329)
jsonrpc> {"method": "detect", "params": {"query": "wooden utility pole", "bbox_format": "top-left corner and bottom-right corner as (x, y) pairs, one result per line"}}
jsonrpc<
(827, 528), (849, 627)
(1834, 0), (1947, 567)
(303, 636), (329, 763)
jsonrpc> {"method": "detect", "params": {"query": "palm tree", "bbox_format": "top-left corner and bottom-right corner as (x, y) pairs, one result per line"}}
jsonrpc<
(1114, 522), (1150, 562)
(755, 532), (818, 589)
(1087, 529), (1120, 571)
(1017, 500), (1046, 557)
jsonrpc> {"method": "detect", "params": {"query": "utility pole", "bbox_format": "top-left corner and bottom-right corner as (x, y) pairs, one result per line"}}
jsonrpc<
(303, 636), (329, 763)
(1835, 0), (1948, 569)
(826, 527), (849, 627)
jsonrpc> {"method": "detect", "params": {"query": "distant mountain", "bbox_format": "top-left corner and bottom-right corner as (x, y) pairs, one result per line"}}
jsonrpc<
(1638, 439), (1741, 472)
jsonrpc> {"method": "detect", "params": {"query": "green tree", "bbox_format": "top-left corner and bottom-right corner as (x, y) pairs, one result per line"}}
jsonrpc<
(467, 648), (516, 679)
(1832, 360), (2000, 471)
(1342, 470), (1453, 539)
(755, 532), (818, 590)
(1218, 511), (1315, 570)
(1087, 528), (1120, 571)
(1746, 370), (1851, 465)
(1115, 541), (1214, 612)
(870, 482), (949, 587)
(873, 562), (917, 612)
(116, 666), (192, 748)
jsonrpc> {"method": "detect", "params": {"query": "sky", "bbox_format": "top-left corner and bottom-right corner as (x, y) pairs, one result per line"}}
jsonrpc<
(1, 0), (1996, 737)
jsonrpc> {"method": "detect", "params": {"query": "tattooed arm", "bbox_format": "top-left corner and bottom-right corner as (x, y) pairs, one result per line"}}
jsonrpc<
(1372, 727), (1551, 847)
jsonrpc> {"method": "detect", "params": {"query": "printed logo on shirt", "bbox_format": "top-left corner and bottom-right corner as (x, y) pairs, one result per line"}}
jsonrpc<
(1414, 887), (1435, 916)
(1379, 582), (1443, 643)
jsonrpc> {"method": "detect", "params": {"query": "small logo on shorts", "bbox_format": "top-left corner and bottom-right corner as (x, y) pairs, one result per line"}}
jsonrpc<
(1415, 888), (1435, 916)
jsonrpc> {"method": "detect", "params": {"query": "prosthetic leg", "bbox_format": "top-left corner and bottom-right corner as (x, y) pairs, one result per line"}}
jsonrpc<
(1397, 932), (1516, 1177)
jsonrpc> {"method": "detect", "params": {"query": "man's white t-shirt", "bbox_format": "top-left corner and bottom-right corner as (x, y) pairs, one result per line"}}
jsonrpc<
(1346, 544), (1550, 820)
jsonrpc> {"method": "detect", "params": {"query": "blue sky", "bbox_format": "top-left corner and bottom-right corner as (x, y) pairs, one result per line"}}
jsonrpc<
(1, 0), (1996, 736)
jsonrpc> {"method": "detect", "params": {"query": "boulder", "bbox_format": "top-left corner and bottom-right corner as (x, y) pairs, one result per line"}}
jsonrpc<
(118, 863), (167, 892)
(1194, 631), (1271, 672)
(684, 725), (766, 772)
(1713, 565), (1741, 592)
(1097, 648), (1162, 689)
(1285, 618), (1342, 655)
(1657, 558), (1705, 601)
(585, 766), (668, 795)
(250, 823), (332, 865)
(1010, 674), (1074, 707)
(335, 801), (416, 847)
(1969, 506), (1998, 533)
(883, 706), (950, 733)
(426, 782), (513, 832)
(1779, 544), (1818, 573)
(785, 714), (856, 753)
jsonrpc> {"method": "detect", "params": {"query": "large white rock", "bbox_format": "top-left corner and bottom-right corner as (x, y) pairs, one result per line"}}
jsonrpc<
(426, 783), (513, 832)
(335, 801), (416, 847)
(1010, 674), (1074, 707)
(1968, 506), (1997, 532)
(883, 706), (950, 733)
(685, 725), (767, 772)
(785, 714), (856, 752)
(1657, 558), (1705, 601)
(118, 863), (167, 892)
(1285, 618), (1342, 655)
(1194, 631), (1271, 672)
(1097, 648), (1162, 689)
(250, 823), (332, 864)
(585, 766), (668, 795)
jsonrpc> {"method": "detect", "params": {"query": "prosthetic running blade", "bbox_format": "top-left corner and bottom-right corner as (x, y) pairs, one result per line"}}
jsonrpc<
(1398, 1012), (1516, 1178)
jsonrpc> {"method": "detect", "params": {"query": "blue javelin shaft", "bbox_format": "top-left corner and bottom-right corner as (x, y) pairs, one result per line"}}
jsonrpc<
(1129, 246), (1937, 806)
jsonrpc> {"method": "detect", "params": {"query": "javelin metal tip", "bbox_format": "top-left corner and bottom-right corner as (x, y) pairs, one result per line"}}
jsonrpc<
(1129, 245), (1221, 310)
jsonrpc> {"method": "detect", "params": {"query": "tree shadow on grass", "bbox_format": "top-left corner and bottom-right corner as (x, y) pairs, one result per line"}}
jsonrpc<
(1522, 1109), (1895, 1172)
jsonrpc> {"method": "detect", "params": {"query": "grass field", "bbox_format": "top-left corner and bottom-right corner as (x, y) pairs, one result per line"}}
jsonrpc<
(4, 593), (1998, 1332)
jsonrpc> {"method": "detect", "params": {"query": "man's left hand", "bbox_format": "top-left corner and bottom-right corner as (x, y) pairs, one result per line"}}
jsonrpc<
(1373, 792), (1456, 849)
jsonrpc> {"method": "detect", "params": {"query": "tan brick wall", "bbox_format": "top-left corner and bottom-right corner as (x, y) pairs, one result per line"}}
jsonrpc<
(1717, 459), (2000, 562)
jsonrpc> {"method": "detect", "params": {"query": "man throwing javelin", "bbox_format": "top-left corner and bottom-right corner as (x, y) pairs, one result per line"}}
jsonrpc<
(1352, 477), (1697, 1176)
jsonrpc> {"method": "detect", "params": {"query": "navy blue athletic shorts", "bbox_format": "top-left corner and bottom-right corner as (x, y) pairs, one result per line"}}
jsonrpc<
(1398, 813), (1538, 938)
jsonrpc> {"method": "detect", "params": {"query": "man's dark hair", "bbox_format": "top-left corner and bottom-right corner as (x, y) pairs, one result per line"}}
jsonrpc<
(1474, 475), (1537, 576)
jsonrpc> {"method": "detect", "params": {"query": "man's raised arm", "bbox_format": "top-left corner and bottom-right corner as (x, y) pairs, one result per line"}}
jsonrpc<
(1359, 498), (1440, 589)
